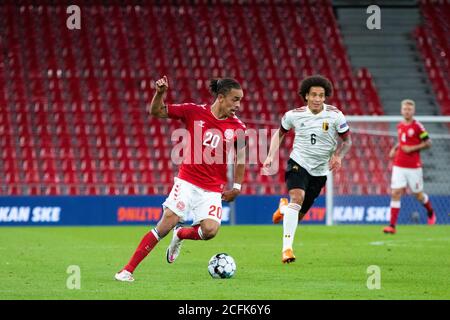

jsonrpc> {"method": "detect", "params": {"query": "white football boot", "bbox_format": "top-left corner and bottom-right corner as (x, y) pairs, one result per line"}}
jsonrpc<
(114, 269), (135, 282)
(166, 225), (183, 263)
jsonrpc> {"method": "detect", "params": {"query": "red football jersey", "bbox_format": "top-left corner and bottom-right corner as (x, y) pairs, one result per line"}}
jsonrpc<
(393, 120), (429, 168)
(167, 103), (246, 192)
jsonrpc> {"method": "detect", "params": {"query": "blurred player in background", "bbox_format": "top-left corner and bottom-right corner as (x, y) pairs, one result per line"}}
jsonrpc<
(262, 75), (352, 263)
(383, 99), (436, 234)
(115, 76), (247, 281)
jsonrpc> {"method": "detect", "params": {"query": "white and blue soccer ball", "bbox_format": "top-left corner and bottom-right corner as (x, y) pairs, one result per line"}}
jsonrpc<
(208, 253), (236, 279)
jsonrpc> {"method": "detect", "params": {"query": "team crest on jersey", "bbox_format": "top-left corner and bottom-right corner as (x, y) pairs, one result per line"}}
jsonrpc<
(408, 128), (415, 137)
(224, 129), (234, 140)
(322, 121), (329, 132)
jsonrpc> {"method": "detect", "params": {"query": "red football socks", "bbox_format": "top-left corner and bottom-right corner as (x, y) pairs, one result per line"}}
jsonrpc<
(178, 225), (203, 240)
(124, 229), (160, 273)
(423, 200), (434, 217)
(390, 208), (400, 227)
(389, 200), (401, 227)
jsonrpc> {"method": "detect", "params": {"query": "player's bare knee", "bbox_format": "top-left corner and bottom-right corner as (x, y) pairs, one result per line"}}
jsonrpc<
(414, 192), (424, 201)
(200, 221), (219, 240)
(201, 232), (216, 240)
(391, 189), (402, 200)
(156, 209), (180, 238)
(289, 195), (304, 205)
(289, 189), (304, 205)
(200, 226), (218, 240)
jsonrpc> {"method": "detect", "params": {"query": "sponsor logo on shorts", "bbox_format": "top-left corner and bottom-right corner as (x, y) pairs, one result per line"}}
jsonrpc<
(177, 201), (186, 211)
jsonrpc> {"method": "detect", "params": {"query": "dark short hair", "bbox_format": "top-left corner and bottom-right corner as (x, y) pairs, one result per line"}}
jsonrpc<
(209, 78), (241, 98)
(299, 75), (333, 101)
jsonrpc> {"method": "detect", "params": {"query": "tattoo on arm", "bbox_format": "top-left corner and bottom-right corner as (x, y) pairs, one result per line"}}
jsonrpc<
(337, 135), (352, 158)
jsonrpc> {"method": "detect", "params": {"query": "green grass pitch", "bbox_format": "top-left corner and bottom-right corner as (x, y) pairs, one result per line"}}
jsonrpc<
(1, 225), (449, 300)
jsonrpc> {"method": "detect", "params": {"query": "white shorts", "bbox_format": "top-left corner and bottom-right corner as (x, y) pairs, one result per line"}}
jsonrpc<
(391, 166), (424, 193)
(162, 177), (223, 225)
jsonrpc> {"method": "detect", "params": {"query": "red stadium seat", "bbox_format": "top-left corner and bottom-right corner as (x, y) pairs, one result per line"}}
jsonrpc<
(0, 1), (386, 195)
(414, 2), (450, 114)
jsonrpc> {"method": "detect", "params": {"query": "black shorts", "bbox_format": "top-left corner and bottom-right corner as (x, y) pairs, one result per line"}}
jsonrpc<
(285, 159), (327, 214)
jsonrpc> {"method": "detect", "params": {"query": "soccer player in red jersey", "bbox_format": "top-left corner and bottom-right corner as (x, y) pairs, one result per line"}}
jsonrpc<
(384, 99), (436, 234)
(115, 76), (247, 281)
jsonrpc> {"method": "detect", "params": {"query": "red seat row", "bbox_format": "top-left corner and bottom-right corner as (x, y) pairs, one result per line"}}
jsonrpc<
(0, 1), (386, 196)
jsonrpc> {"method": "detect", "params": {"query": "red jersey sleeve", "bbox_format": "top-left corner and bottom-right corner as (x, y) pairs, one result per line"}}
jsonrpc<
(166, 103), (199, 121)
(415, 121), (430, 140)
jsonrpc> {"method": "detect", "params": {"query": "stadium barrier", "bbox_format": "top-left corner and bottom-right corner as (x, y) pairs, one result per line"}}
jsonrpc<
(0, 195), (448, 226)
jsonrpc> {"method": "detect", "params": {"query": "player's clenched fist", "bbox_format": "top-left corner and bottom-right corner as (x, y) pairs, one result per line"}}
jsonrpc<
(155, 76), (168, 93)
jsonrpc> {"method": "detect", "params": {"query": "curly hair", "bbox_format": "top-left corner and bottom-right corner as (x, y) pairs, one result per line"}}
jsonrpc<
(298, 75), (333, 101)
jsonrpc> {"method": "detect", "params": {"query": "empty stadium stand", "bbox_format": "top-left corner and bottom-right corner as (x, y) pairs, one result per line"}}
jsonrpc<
(414, 0), (450, 115)
(1, 1), (386, 196)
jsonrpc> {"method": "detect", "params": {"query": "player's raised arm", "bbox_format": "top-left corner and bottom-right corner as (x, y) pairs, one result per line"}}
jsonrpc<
(147, 75), (169, 118)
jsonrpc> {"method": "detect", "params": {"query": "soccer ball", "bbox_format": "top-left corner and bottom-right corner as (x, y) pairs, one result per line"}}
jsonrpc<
(208, 253), (236, 279)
